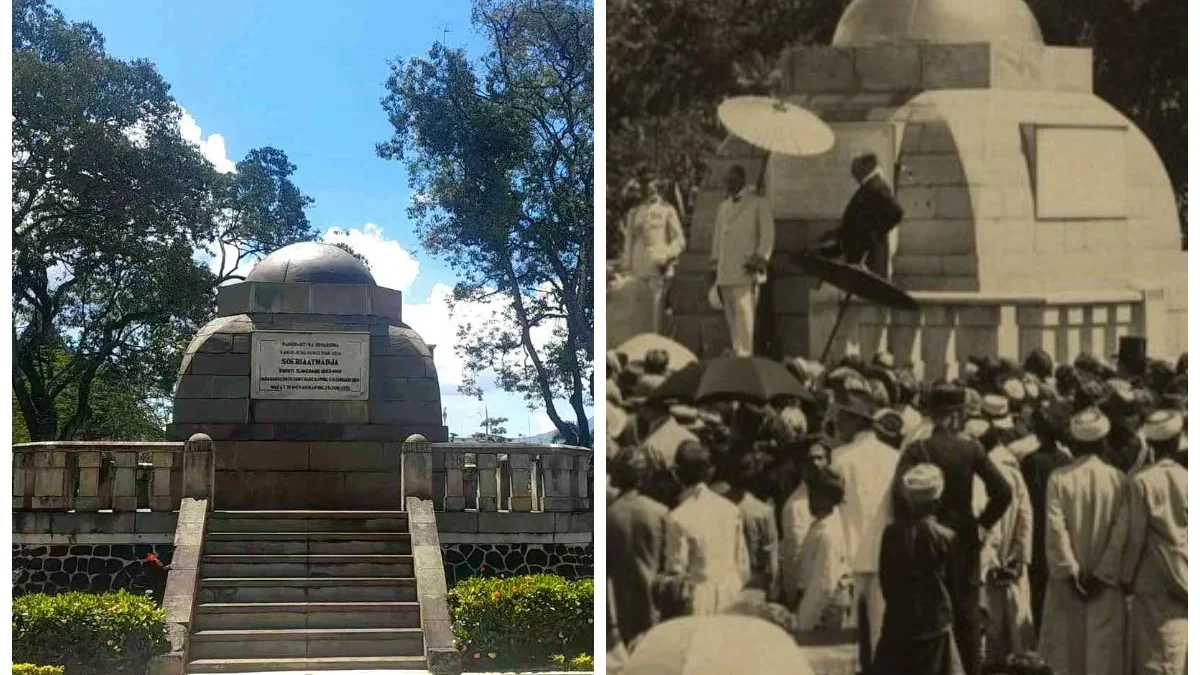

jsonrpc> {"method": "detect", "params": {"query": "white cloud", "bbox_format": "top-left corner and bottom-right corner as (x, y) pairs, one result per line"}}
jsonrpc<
(177, 108), (236, 174)
(321, 224), (420, 292)
(403, 282), (505, 390)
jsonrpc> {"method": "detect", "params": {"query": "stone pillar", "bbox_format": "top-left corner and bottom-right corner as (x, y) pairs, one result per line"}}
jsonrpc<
(111, 450), (139, 512)
(572, 454), (591, 511)
(75, 450), (103, 512)
(183, 433), (214, 505)
(402, 436), (434, 502)
(541, 453), (574, 512)
(1017, 306), (1060, 363)
(954, 305), (1000, 374)
(1138, 288), (1168, 357)
(151, 449), (175, 512)
(476, 453), (499, 512)
(32, 447), (70, 511)
(442, 452), (466, 512)
(509, 453), (534, 512)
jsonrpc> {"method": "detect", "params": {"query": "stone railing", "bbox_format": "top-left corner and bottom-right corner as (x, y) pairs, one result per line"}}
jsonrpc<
(13, 435), (215, 513)
(13, 441), (183, 512)
(402, 441), (593, 514)
(810, 288), (1152, 381)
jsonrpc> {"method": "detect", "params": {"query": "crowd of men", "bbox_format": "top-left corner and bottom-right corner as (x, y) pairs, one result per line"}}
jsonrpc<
(605, 338), (1187, 675)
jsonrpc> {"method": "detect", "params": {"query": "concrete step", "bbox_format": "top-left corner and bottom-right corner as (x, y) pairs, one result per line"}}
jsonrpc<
(208, 511), (408, 534)
(205, 532), (413, 555)
(201, 555), (414, 578)
(194, 601), (422, 631)
(186, 656), (428, 673)
(199, 578), (417, 603)
(189, 628), (425, 661)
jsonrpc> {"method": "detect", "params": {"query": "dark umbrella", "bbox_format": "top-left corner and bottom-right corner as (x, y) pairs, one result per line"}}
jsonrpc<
(795, 253), (920, 362)
(649, 356), (812, 405)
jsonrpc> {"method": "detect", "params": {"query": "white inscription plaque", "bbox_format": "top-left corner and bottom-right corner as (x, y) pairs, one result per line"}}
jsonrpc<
(251, 331), (370, 400)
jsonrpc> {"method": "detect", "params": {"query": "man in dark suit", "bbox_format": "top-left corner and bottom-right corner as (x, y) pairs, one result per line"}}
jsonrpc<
(607, 444), (679, 648)
(893, 383), (1013, 675)
(818, 152), (904, 276)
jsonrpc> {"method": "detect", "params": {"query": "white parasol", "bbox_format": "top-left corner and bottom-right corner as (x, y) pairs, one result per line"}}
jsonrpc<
(623, 615), (816, 675)
(717, 96), (835, 157)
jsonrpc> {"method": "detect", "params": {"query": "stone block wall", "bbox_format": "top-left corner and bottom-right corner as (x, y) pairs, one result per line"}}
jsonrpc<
(13, 543), (173, 596)
(442, 543), (593, 585)
(169, 311), (447, 443)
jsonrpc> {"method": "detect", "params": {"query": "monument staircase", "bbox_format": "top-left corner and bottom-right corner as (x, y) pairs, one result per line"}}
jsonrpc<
(186, 510), (424, 673)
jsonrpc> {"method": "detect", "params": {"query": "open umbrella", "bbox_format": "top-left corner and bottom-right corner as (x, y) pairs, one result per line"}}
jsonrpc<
(624, 615), (815, 675)
(617, 333), (698, 371)
(717, 96), (835, 157)
(649, 356), (811, 405)
(796, 252), (920, 362)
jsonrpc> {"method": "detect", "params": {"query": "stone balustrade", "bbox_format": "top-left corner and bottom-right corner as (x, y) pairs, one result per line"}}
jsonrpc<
(810, 287), (1153, 380)
(13, 441), (188, 513)
(403, 441), (593, 514)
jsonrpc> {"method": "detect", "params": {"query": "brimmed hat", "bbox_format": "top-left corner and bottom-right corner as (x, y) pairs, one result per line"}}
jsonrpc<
(779, 406), (809, 436)
(981, 394), (1010, 419)
(834, 388), (876, 421)
(963, 417), (990, 440)
(1001, 378), (1026, 402)
(1070, 407), (1111, 443)
(872, 351), (896, 370)
(1143, 409), (1184, 442)
(902, 463), (945, 504)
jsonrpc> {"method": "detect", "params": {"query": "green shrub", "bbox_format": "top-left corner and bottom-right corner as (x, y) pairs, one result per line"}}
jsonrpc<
(13, 666), (65, 675)
(449, 574), (593, 669)
(12, 590), (169, 675)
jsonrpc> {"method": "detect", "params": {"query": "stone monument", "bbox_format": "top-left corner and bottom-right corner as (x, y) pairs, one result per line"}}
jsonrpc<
(168, 242), (448, 508)
(672, 0), (1186, 375)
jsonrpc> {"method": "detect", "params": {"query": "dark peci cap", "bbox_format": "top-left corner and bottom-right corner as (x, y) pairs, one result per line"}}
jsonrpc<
(927, 382), (967, 411)
(1023, 347), (1054, 379)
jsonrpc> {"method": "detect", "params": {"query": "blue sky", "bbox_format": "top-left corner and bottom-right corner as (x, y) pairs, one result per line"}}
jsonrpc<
(53, 0), (569, 439)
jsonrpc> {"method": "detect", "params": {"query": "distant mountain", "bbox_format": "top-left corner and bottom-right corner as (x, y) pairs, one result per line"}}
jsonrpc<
(513, 417), (595, 445)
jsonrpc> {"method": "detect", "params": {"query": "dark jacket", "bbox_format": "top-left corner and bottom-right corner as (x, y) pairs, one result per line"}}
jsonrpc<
(607, 489), (674, 646)
(894, 427), (1014, 575)
(822, 174), (904, 267)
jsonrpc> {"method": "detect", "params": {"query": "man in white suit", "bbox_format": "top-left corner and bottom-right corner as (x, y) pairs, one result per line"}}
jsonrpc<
(622, 177), (686, 334)
(710, 164), (775, 356)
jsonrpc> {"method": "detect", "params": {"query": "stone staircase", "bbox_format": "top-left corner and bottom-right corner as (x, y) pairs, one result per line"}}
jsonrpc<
(186, 510), (428, 673)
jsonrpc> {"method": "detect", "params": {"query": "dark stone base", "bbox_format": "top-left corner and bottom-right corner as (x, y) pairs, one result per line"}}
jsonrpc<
(442, 543), (593, 584)
(12, 544), (174, 597)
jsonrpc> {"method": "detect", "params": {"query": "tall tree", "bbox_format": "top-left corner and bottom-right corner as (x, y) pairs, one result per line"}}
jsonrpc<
(208, 147), (315, 284)
(12, 0), (316, 439)
(379, 0), (594, 446)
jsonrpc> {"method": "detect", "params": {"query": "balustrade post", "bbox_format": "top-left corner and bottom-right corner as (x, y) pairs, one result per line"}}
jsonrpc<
(75, 450), (103, 512)
(151, 449), (175, 511)
(476, 453), (499, 512)
(183, 433), (214, 505)
(541, 452), (574, 512)
(402, 435), (434, 502)
(572, 453), (591, 511)
(33, 446), (71, 511)
(509, 453), (533, 512)
(111, 450), (139, 512)
(443, 452), (466, 511)
(12, 450), (34, 510)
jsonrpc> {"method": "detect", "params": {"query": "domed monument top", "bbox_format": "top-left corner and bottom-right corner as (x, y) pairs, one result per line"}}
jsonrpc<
(832, 0), (1044, 47)
(246, 241), (376, 285)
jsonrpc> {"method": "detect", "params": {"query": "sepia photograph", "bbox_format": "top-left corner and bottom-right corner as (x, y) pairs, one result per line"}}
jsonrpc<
(12, 1), (594, 674)
(605, 0), (1187, 674)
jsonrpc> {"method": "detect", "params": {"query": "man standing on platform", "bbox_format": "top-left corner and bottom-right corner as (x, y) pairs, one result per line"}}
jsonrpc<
(710, 164), (774, 356)
(622, 175), (687, 334)
(818, 152), (904, 275)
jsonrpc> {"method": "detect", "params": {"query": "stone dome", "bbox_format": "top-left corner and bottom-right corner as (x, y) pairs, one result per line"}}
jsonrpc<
(832, 0), (1044, 47)
(245, 242), (375, 285)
